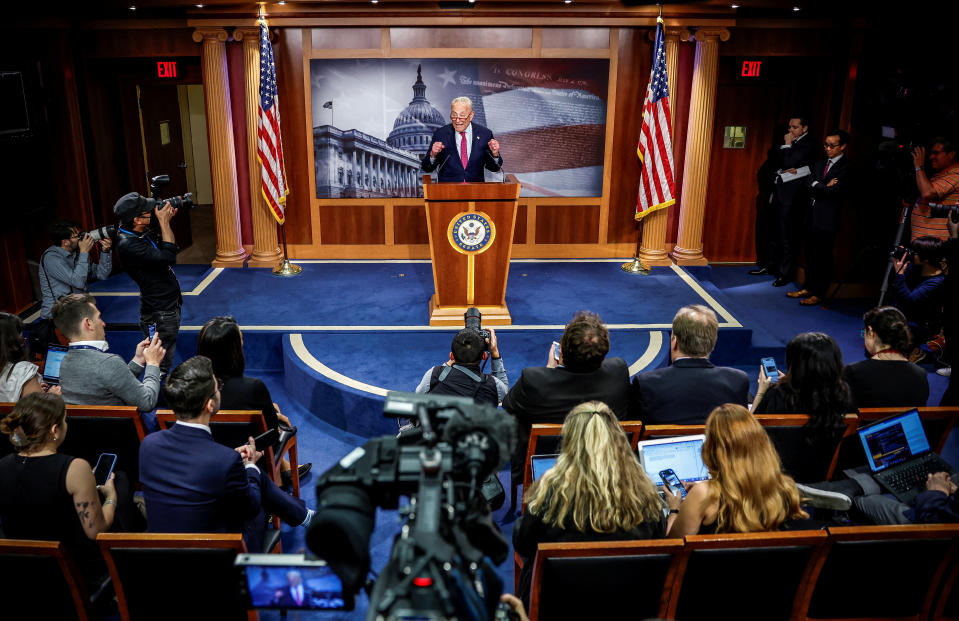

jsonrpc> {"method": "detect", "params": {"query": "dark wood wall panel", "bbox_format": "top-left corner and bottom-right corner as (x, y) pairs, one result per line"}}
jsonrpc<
(0, 229), (33, 313)
(607, 28), (649, 244)
(514, 204), (527, 244)
(535, 205), (599, 244)
(276, 28), (313, 245)
(312, 28), (380, 49)
(390, 28), (532, 49)
(393, 205), (429, 245)
(321, 205), (384, 244)
(87, 29), (200, 58)
(542, 28), (609, 49)
(722, 28), (834, 57)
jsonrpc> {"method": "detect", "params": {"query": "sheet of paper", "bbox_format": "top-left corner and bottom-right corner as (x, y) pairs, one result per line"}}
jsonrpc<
(778, 165), (810, 183)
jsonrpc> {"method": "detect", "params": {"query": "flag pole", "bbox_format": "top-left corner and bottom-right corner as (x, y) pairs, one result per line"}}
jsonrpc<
(621, 221), (650, 274)
(273, 222), (302, 276)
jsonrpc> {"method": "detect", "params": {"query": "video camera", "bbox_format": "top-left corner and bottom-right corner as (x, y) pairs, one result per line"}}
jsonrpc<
(150, 174), (195, 210)
(305, 391), (518, 621)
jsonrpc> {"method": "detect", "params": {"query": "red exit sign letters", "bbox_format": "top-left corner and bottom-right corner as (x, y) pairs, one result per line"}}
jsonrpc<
(157, 61), (178, 78)
(741, 60), (762, 77)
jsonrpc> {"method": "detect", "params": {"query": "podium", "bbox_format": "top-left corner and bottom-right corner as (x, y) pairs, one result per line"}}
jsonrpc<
(423, 177), (520, 326)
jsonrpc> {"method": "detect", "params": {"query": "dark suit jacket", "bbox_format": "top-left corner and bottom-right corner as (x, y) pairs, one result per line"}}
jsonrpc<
(502, 357), (631, 478)
(420, 122), (502, 183)
(139, 423), (262, 536)
(806, 155), (851, 233)
(774, 134), (818, 207)
(632, 358), (750, 425)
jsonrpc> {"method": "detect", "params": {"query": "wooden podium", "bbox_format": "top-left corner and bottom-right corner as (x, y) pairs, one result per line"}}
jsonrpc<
(423, 177), (520, 326)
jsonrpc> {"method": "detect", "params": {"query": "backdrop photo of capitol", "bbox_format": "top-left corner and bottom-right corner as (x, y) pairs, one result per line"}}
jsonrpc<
(309, 58), (609, 199)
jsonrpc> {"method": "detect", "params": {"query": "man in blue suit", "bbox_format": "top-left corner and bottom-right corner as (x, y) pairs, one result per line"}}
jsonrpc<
(420, 96), (503, 183)
(139, 356), (313, 552)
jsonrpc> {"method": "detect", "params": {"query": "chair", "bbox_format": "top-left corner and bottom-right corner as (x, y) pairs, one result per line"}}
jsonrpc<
(668, 530), (830, 621)
(98, 533), (255, 621)
(933, 546), (959, 621)
(527, 539), (684, 621)
(0, 539), (94, 621)
(639, 422), (707, 440)
(761, 413), (859, 482)
(156, 409), (300, 497)
(800, 524), (959, 621)
(59, 405), (145, 486)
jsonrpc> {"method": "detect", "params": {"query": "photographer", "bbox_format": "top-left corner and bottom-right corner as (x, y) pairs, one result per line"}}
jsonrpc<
(912, 137), (959, 241)
(114, 192), (182, 375)
(37, 220), (112, 321)
(415, 327), (508, 406)
(890, 236), (947, 358)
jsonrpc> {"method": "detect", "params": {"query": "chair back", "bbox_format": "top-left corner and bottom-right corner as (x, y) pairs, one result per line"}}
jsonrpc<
(529, 539), (683, 621)
(760, 413), (858, 482)
(58, 406), (145, 485)
(157, 409), (277, 478)
(802, 524), (959, 620)
(0, 539), (92, 621)
(97, 533), (253, 621)
(835, 407), (959, 473)
(669, 530), (829, 621)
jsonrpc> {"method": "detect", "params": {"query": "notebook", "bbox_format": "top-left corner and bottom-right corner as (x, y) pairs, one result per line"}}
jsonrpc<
(41, 345), (68, 386)
(858, 408), (958, 504)
(530, 454), (559, 482)
(637, 434), (710, 488)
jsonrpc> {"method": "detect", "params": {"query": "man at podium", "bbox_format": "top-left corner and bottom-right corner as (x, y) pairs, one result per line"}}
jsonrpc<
(421, 96), (503, 183)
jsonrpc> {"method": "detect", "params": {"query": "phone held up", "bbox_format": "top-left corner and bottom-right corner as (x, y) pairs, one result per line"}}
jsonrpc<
(148, 323), (157, 340)
(551, 341), (561, 362)
(659, 468), (687, 499)
(761, 357), (780, 382)
(94, 453), (118, 486)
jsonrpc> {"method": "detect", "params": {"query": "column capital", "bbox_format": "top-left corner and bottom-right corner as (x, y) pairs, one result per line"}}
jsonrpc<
(689, 27), (730, 43)
(232, 27), (260, 42)
(192, 28), (230, 44)
(647, 28), (692, 42)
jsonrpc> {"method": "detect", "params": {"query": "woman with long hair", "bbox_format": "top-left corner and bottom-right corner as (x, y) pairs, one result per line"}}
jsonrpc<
(0, 311), (60, 401)
(513, 401), (665, 605)
(666, 404), (807, 537)
(197, 316), (310, 482)
(843, 306), (929, 408)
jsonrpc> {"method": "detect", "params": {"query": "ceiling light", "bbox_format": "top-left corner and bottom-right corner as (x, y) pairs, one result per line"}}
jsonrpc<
(792, 6), (801, 10)
(195, 3), (203, 6)
(564, 0), (572, 4)
(731, 4), (739, 7)
(128, 5), (136, 9)
(277, 1), (286, 4)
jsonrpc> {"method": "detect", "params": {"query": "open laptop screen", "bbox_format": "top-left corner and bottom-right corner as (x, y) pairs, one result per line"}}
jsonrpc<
(530, 454), (559, 482)
(637, 435), (710, 485)
(858, 408), (930, 473)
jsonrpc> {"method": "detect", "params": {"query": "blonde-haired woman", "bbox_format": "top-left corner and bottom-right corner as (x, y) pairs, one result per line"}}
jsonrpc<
(513, 401), (665, 606)
(666, 403), (808, 537)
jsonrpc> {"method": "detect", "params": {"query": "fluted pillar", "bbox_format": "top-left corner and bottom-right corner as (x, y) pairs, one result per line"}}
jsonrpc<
(670, 27), (729, 266)
(640, 28), (690, 266)
(193, 28), (247, 267)
(235, 27), (282, 268)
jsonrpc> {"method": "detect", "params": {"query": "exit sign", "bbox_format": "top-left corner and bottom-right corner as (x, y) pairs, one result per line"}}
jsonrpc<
(157, 61), (178, 78)
(741, 60), (762, 77)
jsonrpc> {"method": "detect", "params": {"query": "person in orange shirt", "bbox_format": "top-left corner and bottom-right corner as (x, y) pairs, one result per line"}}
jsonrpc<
(912, 137), (959, 241)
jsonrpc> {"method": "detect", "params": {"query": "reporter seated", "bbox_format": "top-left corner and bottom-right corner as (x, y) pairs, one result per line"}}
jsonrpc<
(0, 393), (143, 587)
(513, 401), (665, 607)
(0, 312), (60, 401)
(665, 404), (808, 538)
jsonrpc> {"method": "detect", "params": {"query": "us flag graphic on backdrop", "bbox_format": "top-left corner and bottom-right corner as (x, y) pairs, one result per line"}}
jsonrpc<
(257, 22), (288, 224)
(635, 18), (675, 220)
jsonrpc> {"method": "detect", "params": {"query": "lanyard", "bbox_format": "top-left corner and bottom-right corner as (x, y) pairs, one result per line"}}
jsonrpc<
(68, 345), (104, 351)
(119, 228), (158, 249)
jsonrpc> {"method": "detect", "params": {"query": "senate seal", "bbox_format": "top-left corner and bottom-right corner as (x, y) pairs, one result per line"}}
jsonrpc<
(447, 211), (496, 255)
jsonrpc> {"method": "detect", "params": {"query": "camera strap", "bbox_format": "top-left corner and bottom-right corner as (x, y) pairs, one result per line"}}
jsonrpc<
(40, 247), (80, 300)
(436, 364), (486, 400)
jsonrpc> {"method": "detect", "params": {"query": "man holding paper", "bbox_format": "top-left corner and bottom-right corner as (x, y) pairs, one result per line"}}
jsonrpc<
(769, 117), (817, 287)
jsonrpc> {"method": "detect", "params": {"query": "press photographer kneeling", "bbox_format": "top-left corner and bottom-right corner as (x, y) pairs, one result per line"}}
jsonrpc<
(889, 236), (946, 361)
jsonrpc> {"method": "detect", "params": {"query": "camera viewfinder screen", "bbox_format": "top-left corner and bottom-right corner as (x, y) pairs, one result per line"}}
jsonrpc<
(246, 565), (346, 610)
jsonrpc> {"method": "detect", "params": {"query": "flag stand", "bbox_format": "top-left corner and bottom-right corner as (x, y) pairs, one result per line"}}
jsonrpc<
(273, 224), (302, 276)
(621, 220), (650, 274)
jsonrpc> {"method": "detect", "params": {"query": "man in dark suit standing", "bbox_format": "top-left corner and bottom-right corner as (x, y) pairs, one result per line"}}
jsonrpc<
(631, 305), (749, 424)
(502, 311), (630, 483)
(420, 96), (503, 183)
(787, 129), (852, 306)
(767, 116), (818, 287)
(139, 356), (313, 553)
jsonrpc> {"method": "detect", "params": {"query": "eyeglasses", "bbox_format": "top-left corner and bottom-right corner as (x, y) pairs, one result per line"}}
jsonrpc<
(823, 142), (841, 148)
(450, 113), (472, 120)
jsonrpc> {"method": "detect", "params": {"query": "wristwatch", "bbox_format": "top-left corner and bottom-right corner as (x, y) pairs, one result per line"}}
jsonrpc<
(668, 508), (679, 515)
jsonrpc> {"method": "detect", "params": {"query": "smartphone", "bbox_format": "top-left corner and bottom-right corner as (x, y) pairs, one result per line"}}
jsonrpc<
(148, 323), (157, 340)
(761, 357), (780, 382)
(254, 428), (279, 452)
(551, 341), (561, 361)
(659, 468), (687, 499)
(94, 453), (118, 486)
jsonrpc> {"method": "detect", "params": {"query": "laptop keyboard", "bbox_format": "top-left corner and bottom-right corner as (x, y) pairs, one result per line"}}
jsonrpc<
(880, 453), (949, 493)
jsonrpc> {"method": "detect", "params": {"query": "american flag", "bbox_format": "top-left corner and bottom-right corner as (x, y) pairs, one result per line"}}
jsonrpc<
(257, 22), (288, 224)
(635, 19), (675, 220)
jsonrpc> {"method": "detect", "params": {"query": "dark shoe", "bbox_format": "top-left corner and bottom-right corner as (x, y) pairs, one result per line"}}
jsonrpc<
(786, 288), (810, 298)
(297, 462), (312, 479)
(748, 267), (770, 276)
(772, 277), (790, 287)
(281, 463), (312, 487)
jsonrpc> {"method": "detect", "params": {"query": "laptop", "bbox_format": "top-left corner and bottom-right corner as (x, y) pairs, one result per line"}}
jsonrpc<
(41, 345), (68, 386)
(858, 408), (958, 504)
(637, 434), (711, 489)
(530, 454), (559, 482)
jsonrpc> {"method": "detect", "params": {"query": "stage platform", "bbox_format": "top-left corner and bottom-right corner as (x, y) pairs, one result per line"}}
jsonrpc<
(86, 259), (787, 437)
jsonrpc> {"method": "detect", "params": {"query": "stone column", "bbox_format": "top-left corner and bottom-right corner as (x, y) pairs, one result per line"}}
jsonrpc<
(670, 27), (729, 266)
(639, 28), (690, 266)
(193, 28), (247, 267)
(235, 27), (282, 268)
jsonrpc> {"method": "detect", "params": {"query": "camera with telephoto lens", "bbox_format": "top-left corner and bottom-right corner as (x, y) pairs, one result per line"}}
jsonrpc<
(928, 202), (959, 223)
(150, 174), (195, 210)
(305, 391), (518, 621)
(891, 245), (915, 262)
(464, 307), (491, 351)
(83, 225), (116, 242)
